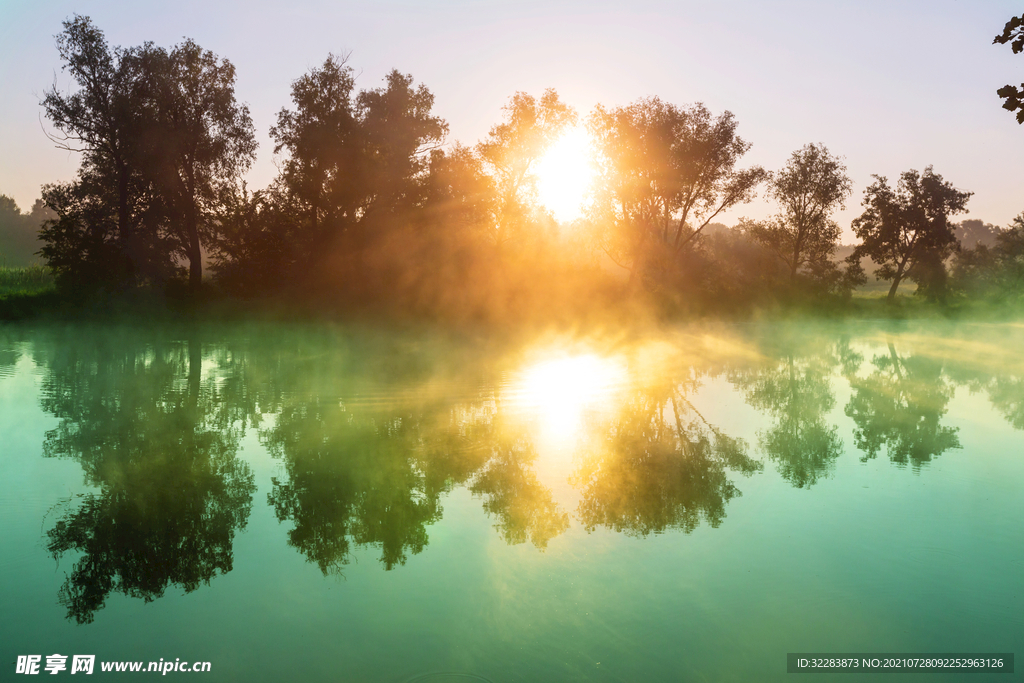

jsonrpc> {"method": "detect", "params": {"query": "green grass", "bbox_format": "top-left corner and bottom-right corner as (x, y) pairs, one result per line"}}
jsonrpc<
(0, 265), (55, 296)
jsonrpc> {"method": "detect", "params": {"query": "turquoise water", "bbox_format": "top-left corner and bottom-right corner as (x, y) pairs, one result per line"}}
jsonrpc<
(1, 320), (1020, 681)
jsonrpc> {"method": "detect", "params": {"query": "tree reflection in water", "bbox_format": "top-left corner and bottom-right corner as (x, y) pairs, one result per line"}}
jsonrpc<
(573, 378), (760, 536)
(731, 337), (844, 488)
(37, 328), (254, 624)
(845, 342), (960, 468)
(28, 322), (1024, 624)
(265, 401), (443, 574)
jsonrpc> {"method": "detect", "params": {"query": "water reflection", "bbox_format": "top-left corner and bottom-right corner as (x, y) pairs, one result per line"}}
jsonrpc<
(513, 353), (626, 446)
(844, 342), (961, 468)
(34, 328), (254, 624)
(18, 321), (1024, 623)
(265, 401), (443, 573)
(469, 432), (569, 549)
(731, 340), (842, 488)
(573, 377), (760, 535)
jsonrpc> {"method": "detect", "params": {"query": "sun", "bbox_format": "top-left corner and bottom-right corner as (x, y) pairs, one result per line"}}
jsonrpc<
(533, 126), (597, 223)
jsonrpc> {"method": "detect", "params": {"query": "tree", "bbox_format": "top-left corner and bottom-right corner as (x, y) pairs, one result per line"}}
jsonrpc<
(269, 58), (447, 261)
(140, 39), (257, 291)
(270, 54), (359, 249)
(476, 89), (575, 245)
(356, 70), (448, 224)
(744, 143), (851, 283)
(951, 212), (1024, 301)
(0, 195), (54, 266)
(41, 16), (167, 289)
(850, 167), (971, 302)
(994, 15), (1024, 123)
(588, 98), (767, 288)
(40, 16), (256, 294)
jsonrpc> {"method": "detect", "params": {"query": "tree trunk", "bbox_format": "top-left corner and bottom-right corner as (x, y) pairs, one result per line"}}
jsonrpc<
(186, 207), (202, 293)
(886, 274), (902, 301)
(116, 159), (137, 286)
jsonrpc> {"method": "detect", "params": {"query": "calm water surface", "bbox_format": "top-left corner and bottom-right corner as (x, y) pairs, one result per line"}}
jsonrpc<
(1, 320), (1021, 681)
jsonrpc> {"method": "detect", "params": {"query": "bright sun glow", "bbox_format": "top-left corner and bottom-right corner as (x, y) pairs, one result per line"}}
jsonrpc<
(533, 127), (597, 223)
(513, 353), (625, 445)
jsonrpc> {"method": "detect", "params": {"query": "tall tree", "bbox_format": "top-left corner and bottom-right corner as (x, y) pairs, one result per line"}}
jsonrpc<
(41, 15), (165, 288)
(271, 54), (361, 248)
(476, 89), (575, 245)
(850, 167), (971, 301)
(356, 70), (448, 224)
(589, 98), (767, 287)
(994, 14), (1024, 123)
(40, 17), (256, 293)
(270, 59), (446, 258)
(141, 39), (256, 291)
(744, 143), (851, 282)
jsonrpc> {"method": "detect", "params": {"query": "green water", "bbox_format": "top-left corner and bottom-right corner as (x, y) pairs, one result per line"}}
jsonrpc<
(1, 320), (1021, 681)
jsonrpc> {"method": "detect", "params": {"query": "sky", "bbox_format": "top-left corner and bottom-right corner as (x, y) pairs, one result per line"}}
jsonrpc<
(1, 0), (1023, 241)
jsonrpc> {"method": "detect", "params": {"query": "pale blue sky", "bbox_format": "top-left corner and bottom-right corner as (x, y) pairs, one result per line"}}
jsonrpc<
(1, 0), (1022, 238)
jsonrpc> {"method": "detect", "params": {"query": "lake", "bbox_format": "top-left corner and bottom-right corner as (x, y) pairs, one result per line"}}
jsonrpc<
(1, 319), (1021, 681)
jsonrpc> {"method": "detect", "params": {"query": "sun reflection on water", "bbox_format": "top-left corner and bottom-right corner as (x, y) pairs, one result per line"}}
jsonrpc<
(512, 353), (627, 446)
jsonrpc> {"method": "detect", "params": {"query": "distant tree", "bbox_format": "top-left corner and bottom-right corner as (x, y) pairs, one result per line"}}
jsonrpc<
(955, 218), (1001, 249)
(951, 212), (1024, 301)
(588, 98), (767, 289)
(0, 195), (52, 266)
(476, 89), (575, 245)
(743, 143), (851, 283)
(994, 14), (1024, 123)
(850, 167), (971, 302)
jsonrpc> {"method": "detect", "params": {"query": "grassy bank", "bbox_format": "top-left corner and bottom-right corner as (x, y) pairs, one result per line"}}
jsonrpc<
(0, 265), (54, 296)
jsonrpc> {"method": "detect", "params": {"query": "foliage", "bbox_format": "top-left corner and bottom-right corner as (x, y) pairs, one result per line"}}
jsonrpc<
(743, 143), (854, 295)
(588, 98), (767, 289)
(994, 14), (1024, 123)
(39, 15), (255, 294)
(267, 56), (446, 256)
(476, 89), (575, 245)
(0, 195), (54, 266)
(849, 167), (971, 302)
(951, 213), (1024, 302)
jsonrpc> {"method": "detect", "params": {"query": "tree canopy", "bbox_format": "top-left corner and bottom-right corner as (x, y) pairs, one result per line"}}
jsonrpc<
(588, 98), (767, 289)
(39, 15), (255, 294)
(743, 143), (852, 287)
(850, 167), (971, 302)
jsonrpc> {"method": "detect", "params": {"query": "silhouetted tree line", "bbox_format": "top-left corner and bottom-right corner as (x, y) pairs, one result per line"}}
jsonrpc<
(24, 15), (1024, 316)
(0, 196), (55, 266)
